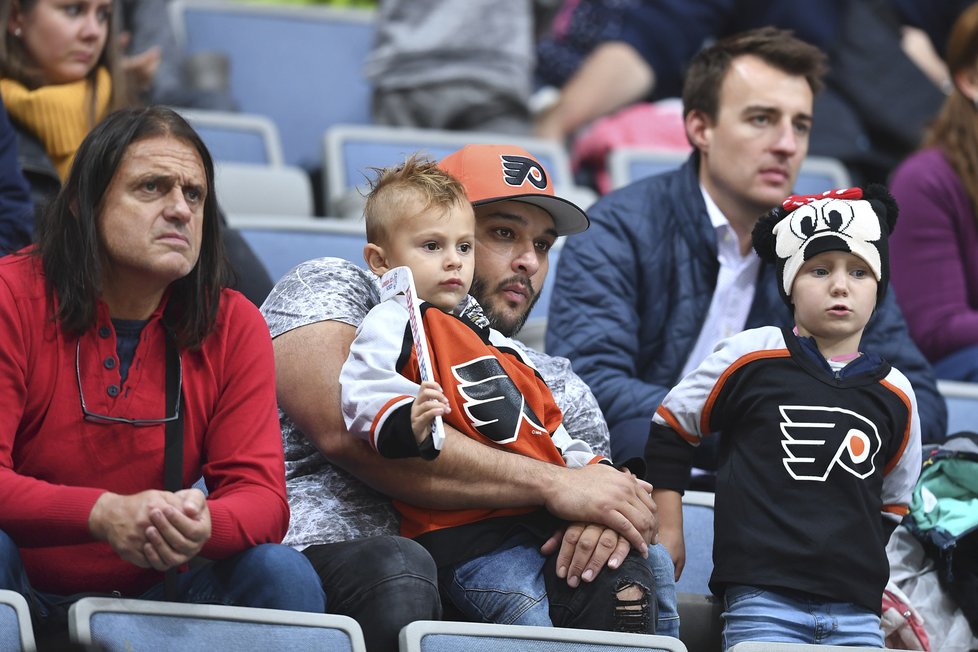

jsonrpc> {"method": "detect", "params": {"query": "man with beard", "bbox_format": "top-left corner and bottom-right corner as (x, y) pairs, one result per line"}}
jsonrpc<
(260, 144), (675, 651)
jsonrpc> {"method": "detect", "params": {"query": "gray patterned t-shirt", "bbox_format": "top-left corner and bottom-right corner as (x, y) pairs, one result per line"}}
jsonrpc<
(261, 257), (611, 549)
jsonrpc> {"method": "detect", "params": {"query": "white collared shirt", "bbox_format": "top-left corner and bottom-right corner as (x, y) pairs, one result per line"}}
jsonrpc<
(679, 186), (761, 379)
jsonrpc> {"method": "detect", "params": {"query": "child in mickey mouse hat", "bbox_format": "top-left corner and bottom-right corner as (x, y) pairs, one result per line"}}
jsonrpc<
(645, 185), (922, 649)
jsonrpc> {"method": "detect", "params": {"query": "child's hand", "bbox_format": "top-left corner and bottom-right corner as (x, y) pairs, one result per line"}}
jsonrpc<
(411, 381), (450, 446)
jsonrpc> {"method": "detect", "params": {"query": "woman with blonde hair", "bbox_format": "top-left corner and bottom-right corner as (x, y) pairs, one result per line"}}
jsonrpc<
(0, 0), (130, 191)
(890, 2), (978, 381)
(0, 0), (273, 304)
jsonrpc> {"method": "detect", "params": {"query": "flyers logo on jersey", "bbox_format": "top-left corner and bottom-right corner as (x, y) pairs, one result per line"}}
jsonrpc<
(779, 405), (881, 481)
(501, 155), (548, 190)
(452, 355), (547, 444)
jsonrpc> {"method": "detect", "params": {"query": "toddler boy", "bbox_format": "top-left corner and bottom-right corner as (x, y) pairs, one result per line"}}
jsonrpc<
(340, 155), (657, 632)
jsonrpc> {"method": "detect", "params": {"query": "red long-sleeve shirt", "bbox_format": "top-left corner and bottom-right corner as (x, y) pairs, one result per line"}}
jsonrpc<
(0, 253), (289, 596)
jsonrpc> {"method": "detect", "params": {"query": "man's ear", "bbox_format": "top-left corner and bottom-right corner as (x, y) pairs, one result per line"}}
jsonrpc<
(684, 109), (713, 152)
(363, 243), (390, 276)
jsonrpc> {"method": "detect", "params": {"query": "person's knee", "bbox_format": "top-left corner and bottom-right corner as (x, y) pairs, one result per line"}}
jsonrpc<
(608, 553), (657, 634)
(349, 537), (440, 618)
(614, 580), (653, 633)
(0, 529), (27, 591)
(360, 537), (438, 589)
(229, 543), (325, 611)
(305, 536), (440, 621)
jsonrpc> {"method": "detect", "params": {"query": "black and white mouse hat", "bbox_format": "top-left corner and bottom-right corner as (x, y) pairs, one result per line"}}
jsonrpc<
(751, 184), (898, 308)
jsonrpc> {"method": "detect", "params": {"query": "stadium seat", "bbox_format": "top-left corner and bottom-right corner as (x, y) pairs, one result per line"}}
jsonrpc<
(677, 490), (715, 596)
(792, 157), (852, 195)
(608, 149), (687, 191)
(728, 643), (892, 651)
(171, 0), (375, 169)
(0, 590), (35, 652)
(607, 147), (851, 194)
(214, 163), (314, 217)
(399, 620), (689, 651)
(227, 215), (368, 283)
(322, 124), (589, 218)
(938, 379), (978, 435)
(178, 109), (285, 166)
(68, 597), (366, 652)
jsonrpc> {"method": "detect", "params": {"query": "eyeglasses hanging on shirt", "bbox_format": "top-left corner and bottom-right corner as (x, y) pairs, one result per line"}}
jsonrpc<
(76, 339), (182, 426)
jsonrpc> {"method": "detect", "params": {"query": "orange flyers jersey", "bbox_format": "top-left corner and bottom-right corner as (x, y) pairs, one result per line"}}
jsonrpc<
(340, 296), (604, 538)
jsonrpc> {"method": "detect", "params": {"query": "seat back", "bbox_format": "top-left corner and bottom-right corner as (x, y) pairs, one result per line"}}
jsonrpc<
(938, 379), (978, 434)
(171, 0), (375, 168)
(677, 490), (715, 596)
(323, 124), (577, 217)
(399, 620), (689, 651)
(227, 215), (368, 284)
(178, 109), (285, 166)
(793, 157), (853, 195)
(608, 148), (688, 191)
(0, 590), (35, 652)
(69, 597), (365, 652)
(215, 163), (314, 217)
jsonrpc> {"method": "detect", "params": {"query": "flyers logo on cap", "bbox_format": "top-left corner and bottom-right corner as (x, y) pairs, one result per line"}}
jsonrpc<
(501, 155), (548, 190)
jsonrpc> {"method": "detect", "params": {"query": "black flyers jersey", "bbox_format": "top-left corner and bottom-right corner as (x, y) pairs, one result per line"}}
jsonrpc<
(647, 326), (921, 612)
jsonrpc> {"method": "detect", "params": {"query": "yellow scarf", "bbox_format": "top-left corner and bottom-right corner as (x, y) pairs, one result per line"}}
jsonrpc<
(0, 68), (112, 180)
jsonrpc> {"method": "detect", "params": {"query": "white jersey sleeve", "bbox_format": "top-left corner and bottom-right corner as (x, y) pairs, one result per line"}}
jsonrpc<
(340, 299), (419, 451)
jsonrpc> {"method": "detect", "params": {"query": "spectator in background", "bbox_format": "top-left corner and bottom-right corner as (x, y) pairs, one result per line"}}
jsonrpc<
(117, 0), (237, 111)
(545, 27), (947, 469)
(889, 2), (978, 382)
(365, 0), (538, 135)
(0, 0), (272, 304)
(534, 0), (968, 185)
(0, 105), (324, 648)
(0, 94), (32, 253)
(0, 0), (130, 218)
(534, 0), (638, 91)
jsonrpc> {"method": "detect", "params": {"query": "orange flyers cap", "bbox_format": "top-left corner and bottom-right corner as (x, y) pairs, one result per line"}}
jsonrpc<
(439, 144), (589, 236)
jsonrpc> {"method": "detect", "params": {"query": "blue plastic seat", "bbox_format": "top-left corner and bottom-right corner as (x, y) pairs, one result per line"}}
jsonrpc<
(69, 597), (365, 652)
(399, 620), (689, 652)
(0, 590), (34, 652)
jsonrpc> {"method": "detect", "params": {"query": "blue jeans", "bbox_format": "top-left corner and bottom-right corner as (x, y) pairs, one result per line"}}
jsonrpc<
(647, 543), (679, 638)
(302, 536), (441, 652)
(0, 529), (325, 647)
(441, 529), (658, 634)
(721, 585), (884, 650)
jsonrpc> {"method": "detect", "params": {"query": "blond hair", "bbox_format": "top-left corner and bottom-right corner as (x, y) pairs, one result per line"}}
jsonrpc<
(363, 155), (469, 244)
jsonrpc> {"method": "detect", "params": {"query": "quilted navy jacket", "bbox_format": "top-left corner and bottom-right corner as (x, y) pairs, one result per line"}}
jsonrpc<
(546, 153), (947, 447)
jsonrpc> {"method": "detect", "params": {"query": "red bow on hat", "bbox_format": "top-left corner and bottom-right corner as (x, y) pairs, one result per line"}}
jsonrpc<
(781, 187), (863, 212)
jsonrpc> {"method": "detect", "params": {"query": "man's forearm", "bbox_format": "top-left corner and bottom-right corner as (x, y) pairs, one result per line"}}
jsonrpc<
(330, 425), (563, 511)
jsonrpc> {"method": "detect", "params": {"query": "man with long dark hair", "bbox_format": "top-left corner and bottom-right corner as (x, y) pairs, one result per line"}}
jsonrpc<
(0, 106), (324, 646)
